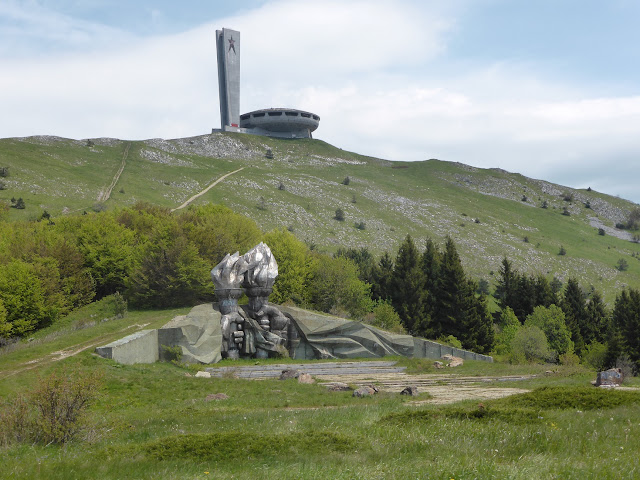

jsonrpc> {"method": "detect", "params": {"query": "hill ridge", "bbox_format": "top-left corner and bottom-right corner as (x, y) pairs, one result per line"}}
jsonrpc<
(1, 133), (639, 300)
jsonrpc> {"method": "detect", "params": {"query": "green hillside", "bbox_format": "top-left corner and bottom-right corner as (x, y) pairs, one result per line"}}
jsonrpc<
(1, 133), (639, 301)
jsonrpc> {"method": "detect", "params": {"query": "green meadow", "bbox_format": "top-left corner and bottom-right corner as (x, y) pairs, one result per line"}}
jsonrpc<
(1, 300), (639, 479)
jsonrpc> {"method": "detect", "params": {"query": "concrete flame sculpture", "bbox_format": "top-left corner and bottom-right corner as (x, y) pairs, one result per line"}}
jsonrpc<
(211, 243), (296, 360)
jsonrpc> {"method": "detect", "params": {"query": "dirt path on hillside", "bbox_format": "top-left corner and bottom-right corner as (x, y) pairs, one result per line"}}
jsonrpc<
(171, 167), (245, 212)
(97, 142), (131, 202)
(0, 323), (149, 380)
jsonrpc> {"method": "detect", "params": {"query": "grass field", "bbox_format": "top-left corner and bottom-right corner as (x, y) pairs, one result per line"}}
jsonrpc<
(1, 133), (639, 303)
(1, 301), (639, 479)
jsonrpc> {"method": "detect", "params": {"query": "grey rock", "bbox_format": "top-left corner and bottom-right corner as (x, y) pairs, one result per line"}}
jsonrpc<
(596, 368), (624, 387)
(297, 373), (315, 384)
(352, 385), (379, 397)
(279, 369), (300, 380)
(400, 386), (419, 396)
(327, 382), (352, 392)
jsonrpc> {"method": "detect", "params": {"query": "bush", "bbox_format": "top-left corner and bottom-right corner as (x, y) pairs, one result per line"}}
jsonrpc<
(598, 228), (605, 236)
(0, 370), (101, 445)
(559, 352), (580, 366)
(510, 325), (553, 364)
(558, 245), (567, 256)
(364, 300), (405, 334)
(354, 221), (366, 230)
(437, 334), (462, 349)
(342, 176), (350, 185)
(582, 341), (608, 371)
(334, 208), (345, 221)
(562, 207), (570, 216)
(616, 258), (629, 271)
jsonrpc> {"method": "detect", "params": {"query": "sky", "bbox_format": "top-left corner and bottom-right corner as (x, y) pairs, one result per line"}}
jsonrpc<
(1, 0), (639, 204)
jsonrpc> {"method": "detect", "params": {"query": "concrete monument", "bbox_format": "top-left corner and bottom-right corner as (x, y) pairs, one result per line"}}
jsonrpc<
(96, 243), (493, 365)
(215, 28), (320, 139)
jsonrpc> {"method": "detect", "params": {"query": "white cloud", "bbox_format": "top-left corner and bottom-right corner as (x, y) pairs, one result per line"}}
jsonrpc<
(0, 0), (638, 203)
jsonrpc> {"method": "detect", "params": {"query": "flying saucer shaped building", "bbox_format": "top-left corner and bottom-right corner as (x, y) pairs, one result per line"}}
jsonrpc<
(215, 28), (320, 139)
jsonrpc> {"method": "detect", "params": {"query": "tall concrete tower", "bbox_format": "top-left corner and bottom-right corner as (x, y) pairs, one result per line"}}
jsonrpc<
(216, 28), (240, 129)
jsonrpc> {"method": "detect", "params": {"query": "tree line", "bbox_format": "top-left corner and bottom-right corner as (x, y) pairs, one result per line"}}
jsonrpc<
(1, 203), (639, 373)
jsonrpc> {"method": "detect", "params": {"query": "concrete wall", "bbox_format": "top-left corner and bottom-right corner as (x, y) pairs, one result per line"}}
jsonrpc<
(95, 329), (159, 365)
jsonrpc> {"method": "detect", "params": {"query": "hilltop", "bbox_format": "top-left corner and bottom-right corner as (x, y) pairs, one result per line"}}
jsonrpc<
(1, 132), (639, 301)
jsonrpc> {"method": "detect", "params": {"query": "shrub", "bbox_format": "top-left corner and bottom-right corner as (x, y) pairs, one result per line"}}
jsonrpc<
(0, 370), (101, 445)
(342, 176), (350, 185)
(334, 208), (344, 221)
(364, 300), (405, 334)
(582, 341), (608, 371)
(510, 325), (553, 364)
(616, 258), (629, 271)
(277, 182), (285, 191)
(541, 200), (548, 209)
(562, 192), (574, 202)
(598, 228), (605, 236)
(585, 200), (591, 209)
(525, 304), (574, 356)
(265, 148), (273, 159)
(562, 207), (570, 216)
(558, 245), (566, 256)
(559, 352), (580, 366)
(437, 334), (462, 349)
(354, 221), (366, 230)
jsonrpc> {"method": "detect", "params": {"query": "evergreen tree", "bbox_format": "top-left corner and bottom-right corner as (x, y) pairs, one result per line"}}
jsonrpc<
(584, 290), (608, 345)
(561, 278), (586, 354)
(420, 238), (441, 326)
(391, 235), (425, 334)
(372, 251), (394, 301)
(533, 274), (557, 308)
(611, 288), (640, 369)
(495, 258), (519, 319)
(430, 237), (467, 339)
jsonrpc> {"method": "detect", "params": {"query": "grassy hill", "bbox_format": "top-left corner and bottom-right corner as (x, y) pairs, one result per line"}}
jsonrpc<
(1, 133), (639, 301)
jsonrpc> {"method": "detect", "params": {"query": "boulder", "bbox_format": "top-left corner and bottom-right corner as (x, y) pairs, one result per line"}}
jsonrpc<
(352, 385), (379, 397)
(442, 354), (463, 367)
(279, 369), (300, 380)
(596, 368), (624, 387)
(327, 382), (352, 392)
(195, 371), (211, 378)
(400, 386), (419, 396)
(297, 372), (315, 384)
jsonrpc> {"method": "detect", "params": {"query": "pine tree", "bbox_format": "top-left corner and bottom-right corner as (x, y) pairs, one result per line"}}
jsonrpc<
(391, 235), (425, 335)
(584, 290), (608, 345)
(561, 278), (586, 354)
(372, 251), (394, 301)
(420, 238), (441, 325)
(495, 258), (519, 318)
(613, 288), (640, 368)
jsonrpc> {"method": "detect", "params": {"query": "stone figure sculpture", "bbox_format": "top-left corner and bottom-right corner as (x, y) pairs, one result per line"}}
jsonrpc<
(211, 242), (296, 359)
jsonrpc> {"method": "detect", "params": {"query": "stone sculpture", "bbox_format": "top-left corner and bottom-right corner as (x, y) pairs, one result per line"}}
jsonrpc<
(211, 242), (297, 360)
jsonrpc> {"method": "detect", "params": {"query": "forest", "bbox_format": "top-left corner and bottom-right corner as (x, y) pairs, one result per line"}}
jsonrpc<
(0, 202), (638, 372)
